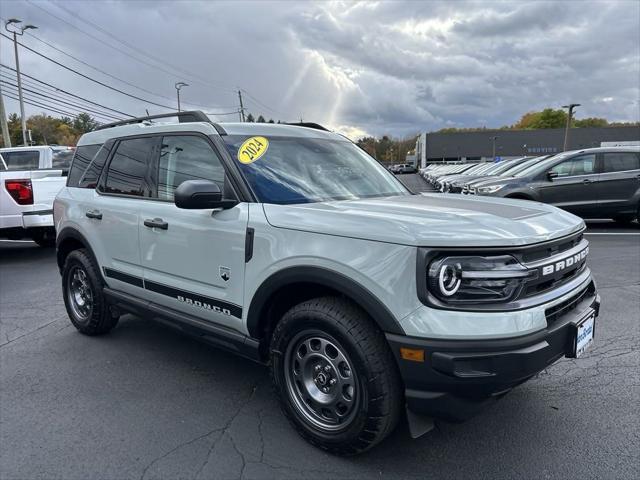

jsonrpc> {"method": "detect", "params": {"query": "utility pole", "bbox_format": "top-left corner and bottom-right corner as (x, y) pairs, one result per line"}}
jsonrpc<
(237, 90), (246, 122)
(562, 103), (580, 151)
(5, 19), (37, 146)
(175, 82), (188, 112)
(0, 84), (11, 147)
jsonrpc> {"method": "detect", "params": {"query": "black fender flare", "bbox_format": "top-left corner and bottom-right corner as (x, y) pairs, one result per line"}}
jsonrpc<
(246, 265), (405, 338)
(56, 227), (100, 274)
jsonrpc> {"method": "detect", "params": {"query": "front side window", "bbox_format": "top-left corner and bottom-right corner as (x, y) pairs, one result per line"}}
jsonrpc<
(1, 150), (39, 170)
(602, 152), (640, 173)
(549, 154), (595, 177)
(223, 135), (409, 204)
(157, 135), (226, 201)
(103, 137), (155, 197)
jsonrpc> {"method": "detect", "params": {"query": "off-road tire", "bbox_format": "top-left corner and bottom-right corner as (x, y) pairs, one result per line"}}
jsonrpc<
(62, 249), (118, 335)
(270, 296), (402, 455)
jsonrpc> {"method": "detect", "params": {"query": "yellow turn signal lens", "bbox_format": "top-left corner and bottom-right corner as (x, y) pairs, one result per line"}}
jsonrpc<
(400, 347), (425, 362)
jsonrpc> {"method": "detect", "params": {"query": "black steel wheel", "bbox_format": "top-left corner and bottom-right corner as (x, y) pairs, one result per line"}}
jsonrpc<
(284, 331), (360, 432)
(62, 249), (118, 335)
(270, 297), (402, 455)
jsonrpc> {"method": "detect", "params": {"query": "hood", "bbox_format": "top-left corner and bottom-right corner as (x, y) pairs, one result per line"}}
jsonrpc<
(263, 194), (584, 247)
(470, 176), (523, 189)
(465, 175), (504, 186)
(449, 174), (494, 186)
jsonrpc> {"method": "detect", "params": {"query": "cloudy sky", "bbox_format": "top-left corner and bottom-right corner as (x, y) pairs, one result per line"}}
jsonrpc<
(0, 0), (638, 139)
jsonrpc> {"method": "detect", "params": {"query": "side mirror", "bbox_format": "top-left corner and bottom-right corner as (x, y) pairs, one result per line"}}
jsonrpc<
(547, 171), (558, 180)
(174, 180), (238, 210)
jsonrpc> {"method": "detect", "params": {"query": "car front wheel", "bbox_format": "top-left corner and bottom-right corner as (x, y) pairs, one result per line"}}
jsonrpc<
(270, 297), (402, 455)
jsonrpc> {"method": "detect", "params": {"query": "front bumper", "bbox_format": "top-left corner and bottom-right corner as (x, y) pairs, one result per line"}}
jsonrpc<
(387, 282), (600, 422)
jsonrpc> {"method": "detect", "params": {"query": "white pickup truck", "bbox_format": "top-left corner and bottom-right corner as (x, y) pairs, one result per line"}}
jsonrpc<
(0, 145), (74, 247)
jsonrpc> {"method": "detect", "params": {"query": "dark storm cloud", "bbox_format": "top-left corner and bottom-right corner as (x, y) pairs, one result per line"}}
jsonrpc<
(1, 0), (638, 139)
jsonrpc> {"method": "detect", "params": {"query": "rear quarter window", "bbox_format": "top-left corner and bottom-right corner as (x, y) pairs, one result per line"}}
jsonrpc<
(67, 145), (101, 187)
(602, 152), (640, 173)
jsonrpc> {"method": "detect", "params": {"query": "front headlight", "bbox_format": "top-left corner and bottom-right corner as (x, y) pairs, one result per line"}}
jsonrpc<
(426, 255), (533, 305)
(476, 184), (505, 195)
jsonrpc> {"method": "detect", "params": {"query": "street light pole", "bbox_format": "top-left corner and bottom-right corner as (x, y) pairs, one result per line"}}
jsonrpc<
(490, 136), (499, 161)
(5, 19), (37, 146)
(562, 103), (580, 151)
(175, 82), (188, 112)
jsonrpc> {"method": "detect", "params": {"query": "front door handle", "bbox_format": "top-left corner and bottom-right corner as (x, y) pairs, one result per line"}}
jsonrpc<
(582, 178), (592, 184)
(144, 218), (168, 230)
(85, 210), (102, 220)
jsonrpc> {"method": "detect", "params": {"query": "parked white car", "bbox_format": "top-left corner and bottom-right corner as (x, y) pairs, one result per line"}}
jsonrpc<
(54, 112), (598, 454)
(0, 145), (74, 246)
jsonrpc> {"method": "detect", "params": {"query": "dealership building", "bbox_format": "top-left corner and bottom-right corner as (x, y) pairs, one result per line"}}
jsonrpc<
(413, 125), (640, 167)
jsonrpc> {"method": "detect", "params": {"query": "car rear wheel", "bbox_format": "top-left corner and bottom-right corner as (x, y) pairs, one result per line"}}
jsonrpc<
(270, 297), (402, 455)
(62, 249), (119, 335)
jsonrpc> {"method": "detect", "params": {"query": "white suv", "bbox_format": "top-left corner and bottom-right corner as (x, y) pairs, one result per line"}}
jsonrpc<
(54, 112), (600, 455)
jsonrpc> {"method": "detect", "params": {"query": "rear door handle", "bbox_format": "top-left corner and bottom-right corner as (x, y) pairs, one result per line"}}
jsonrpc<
(144, 218), (168, 230)
(582, 178), (592, 184)
(85, 210), (102, 220)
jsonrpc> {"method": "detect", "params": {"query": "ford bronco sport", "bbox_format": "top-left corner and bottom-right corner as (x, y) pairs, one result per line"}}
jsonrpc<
(54, 111), (600, 455)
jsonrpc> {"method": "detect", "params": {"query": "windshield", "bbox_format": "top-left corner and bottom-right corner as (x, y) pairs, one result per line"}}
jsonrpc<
(223, 135), (409, 204)
(52, 148), (75, 169)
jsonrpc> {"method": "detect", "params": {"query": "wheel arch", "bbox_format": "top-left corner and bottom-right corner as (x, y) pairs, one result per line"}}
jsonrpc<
(247, 266), (404, 347)
(505, 192), (535, 201)
(56, 227), (100, 274)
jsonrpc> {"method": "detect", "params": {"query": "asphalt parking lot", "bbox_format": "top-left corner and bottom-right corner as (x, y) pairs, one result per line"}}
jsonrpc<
(1, 184), (638, 479)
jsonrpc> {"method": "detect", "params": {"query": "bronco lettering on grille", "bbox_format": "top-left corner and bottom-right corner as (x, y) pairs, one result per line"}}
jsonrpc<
(541, 246), (588, 276)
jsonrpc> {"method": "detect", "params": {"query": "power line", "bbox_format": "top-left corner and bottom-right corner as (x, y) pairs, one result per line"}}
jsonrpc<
(48, 0), (237, 94)
(0, 31), (178, 110)
(1, 86), (117, 123)
(0, 63), (133, 117)
(2, 90), (103, 122)
(0, 31), (243, 115)
(0, 77), (124, 121)
(240, 89), (286, 117)
(21, 29), (180, 103)
(26, 0), (235, 95)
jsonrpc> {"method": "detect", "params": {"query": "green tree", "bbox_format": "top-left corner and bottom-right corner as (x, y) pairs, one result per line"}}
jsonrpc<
(256, 115), (266, 123)
(245, 113), (255, 122)
(574, 117), (608, 128)
(514, 108), (567, 129)
(72, 113), (98, 133)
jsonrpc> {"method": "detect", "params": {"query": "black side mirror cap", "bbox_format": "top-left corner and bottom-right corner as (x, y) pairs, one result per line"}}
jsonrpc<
(174, 180), (238, 210)
(547, 171), (558, 180)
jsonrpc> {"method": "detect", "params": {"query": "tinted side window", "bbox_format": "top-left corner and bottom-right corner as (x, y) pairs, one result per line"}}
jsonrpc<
(67, 145), (100, 187)
(79, 143), (113, 189)
(1, 150), (39, 170)
(103, 137), (155, 197)
(603, 152), (640, 173)
(157, 135), (225, 201)
(550, 154), (595, 177)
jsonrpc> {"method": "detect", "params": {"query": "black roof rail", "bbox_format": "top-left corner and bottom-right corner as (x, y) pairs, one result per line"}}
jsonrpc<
(284, 122), (330, 132)
(95, 111), (226, 134)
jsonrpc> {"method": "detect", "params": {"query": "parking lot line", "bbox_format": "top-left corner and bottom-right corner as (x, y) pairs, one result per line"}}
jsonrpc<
(584, 232), (640, 235)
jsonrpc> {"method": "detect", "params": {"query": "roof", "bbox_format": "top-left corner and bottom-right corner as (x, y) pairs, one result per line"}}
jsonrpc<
(218, 122), (339, 139)
(78, 118), (341, 146)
